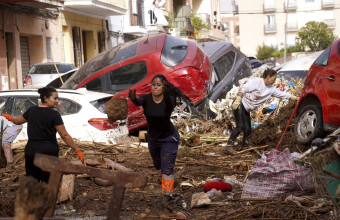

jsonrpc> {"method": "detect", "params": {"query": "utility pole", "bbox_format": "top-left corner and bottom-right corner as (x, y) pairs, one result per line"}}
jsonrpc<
(284, 0), (289, 63)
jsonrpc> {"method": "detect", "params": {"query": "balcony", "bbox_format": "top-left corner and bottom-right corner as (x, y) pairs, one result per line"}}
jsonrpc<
(264, 0), (276, 12)
(13, 0), (64, 8)
(287, 22), (298, 32)
(284, 0), (297, 11)
(324, 19), (335, 29)
(195, 13), (211, 26)
(64, 0), (126, 18)
(322, 0), (334, 9)
(264, 23), (277, 33)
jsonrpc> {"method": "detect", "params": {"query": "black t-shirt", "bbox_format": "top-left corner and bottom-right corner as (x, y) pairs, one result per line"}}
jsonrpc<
(23, 106), (64, 143)
(134, 93), (176, 139)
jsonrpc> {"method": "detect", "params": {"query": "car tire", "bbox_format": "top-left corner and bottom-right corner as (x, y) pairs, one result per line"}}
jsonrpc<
(171, 98), (202, 120)
(295, 105), (324, 145)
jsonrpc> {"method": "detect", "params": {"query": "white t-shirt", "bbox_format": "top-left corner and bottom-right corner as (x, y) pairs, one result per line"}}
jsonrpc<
(241, 77), (291, 112)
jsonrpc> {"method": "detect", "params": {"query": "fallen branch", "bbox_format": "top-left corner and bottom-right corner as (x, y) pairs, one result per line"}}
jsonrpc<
(234, 145), (269, 155)
(84, 153), (119, 156)
(98, 143), (122, 152)
(14, 152), (24, 165)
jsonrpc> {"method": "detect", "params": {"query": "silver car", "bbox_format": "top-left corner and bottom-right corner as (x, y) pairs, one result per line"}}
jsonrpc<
(24, 62), (77, 88)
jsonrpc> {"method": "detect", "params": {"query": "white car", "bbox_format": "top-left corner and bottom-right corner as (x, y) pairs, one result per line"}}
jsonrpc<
(24, 62), (77, 88)
(0, 89), (128, 144)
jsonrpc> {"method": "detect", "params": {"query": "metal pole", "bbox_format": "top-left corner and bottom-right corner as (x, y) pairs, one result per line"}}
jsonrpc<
(284, 0), (289, 63)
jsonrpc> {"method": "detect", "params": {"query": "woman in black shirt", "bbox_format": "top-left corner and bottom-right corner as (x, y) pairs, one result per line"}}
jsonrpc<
(129, 74), (190, 200)
(2, 87), (84, 182)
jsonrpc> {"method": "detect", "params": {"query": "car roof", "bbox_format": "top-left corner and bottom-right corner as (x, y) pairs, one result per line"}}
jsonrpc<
(0, 88), (113, 102)
(32, 62), (75, 66)
(197, 41), (234, 62)
(277, 51), (323, 72)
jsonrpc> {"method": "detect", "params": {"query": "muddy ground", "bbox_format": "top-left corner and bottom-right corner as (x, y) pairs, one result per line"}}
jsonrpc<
(0, 102), (336, 219)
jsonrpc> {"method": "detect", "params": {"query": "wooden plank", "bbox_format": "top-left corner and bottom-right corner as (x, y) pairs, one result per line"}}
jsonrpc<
(44, 171), (63, 218)
(34, 154), (147, 188)
(107, 186), (125, 220)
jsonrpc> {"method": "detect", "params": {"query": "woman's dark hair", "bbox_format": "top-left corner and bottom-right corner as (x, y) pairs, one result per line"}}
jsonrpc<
(151, 74), (191, 110)
(37, 87), (57, 103)
(262, 68), (277, 78)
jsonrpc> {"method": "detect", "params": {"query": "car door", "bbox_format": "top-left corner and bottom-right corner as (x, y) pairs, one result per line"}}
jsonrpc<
(320, 41), (340, 125)
(81, 58), (154, 131)
(9, 96), (39, 141)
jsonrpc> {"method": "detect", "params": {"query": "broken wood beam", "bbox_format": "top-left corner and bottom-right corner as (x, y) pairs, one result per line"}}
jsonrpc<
(33, 153), (147, 219)
(14, 176), (55, 220)
(34, 153), (147, 188)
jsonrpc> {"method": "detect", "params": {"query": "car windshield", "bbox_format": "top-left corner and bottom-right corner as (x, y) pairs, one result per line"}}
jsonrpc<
(62, 39), (139, 89)
(313, 46), (331, 66)
(29, 64), (75, 74)
(161, 35), (188, 67)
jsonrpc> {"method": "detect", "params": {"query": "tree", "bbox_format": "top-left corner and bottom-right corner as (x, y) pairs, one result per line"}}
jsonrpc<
(256, 44), (275, 60)
(296, 21), (336, 51)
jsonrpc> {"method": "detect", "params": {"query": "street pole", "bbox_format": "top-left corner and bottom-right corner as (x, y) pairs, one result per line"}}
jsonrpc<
(284, 0), (289, 63)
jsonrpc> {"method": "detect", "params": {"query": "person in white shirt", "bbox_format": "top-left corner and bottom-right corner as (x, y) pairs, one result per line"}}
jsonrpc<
(228, 68), (298, 148)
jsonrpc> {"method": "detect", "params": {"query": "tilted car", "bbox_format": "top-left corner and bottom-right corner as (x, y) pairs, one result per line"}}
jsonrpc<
(0, 89), (128, 144)
(294, 39), (340, 144)
(24, 62), (77, 88)
(61, 33), (252, 132)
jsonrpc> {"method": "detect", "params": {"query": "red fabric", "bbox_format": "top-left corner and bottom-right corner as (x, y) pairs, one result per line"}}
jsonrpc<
(203, 181), (232, 192)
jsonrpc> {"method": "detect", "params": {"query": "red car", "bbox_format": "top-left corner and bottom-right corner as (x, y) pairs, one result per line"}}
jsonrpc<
(294, 39), (340, 144)
(62, 33), (251, 132)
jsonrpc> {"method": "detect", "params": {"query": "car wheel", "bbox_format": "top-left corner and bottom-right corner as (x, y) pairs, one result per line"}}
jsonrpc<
(295, 105), (324, 145)
(171, 98), (201, 120)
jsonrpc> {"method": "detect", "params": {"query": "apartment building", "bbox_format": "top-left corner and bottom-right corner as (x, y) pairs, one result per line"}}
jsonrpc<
(0, 0), (63, 90)
(238, 0), (340, 57)
(174, 0), (225, 41)
(62, 0), (126, 67)
(220, 0), (239, 48)
(108, 0), (225, 45)
(0, 0), (126, 90)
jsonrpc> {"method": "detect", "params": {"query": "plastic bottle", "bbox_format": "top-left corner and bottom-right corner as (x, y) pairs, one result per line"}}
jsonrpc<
(181, 200), (187, 209)
(206, 188), (218, 198)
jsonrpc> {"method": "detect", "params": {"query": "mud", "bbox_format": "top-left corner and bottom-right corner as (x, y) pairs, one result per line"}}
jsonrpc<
(105, 98), (128, 123)
(0, 134), (334, 219)
(249, 100), (307, 152)
(0, 104), (335, 220)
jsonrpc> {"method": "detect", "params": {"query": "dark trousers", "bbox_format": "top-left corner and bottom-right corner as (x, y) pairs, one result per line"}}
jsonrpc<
(147, 128), (179, 175)
(229, 103), (251, 146)
(25, 140), (59, 183)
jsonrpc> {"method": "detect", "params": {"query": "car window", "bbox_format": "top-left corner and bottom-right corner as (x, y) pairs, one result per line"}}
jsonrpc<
(12, 97), (38, 117)
(57, 64), (76, 73)
(0, 97), (8, 113)
(208, 68), (219, 91)
(90, 97), (111, 114)
(161, 35), (188, 67)
(314, 46), (331, 66)
(214, 51), (236, 79)
(64, 40), (139, 89)
(57, 98), (81, 116)
(338, 41), (340, 57)
(84, 61), (148, 94)
(29, 64), (75, 74)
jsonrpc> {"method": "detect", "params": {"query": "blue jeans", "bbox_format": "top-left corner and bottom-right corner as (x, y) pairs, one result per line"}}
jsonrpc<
(147, 128), (179, 175)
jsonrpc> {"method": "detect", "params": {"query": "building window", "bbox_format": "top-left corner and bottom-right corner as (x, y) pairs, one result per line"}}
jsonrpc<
(46, 37), (52, 62)
(132, 0), (138, 14)
(266, 15), (275, 25)
(265, 36), (277, 49)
